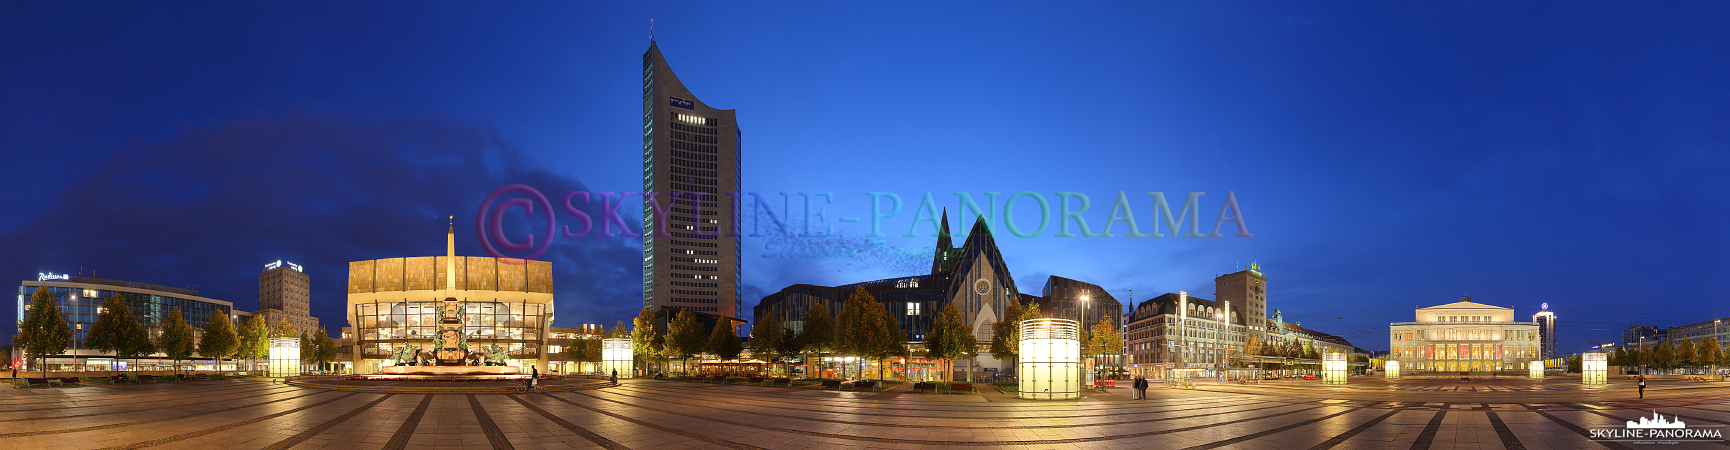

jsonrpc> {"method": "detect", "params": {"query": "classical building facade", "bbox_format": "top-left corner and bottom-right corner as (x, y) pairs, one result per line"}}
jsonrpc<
(344, 226), (554, 374)
(1388, 296), (1541, 373)
(641, 40), (743, 321)
(256, 260), (319, 335)
(16, 273), (243, 371)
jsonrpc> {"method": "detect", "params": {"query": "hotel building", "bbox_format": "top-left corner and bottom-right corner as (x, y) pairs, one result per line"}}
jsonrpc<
(1388, 296), (1541, 373)
(1532, 303), (1557, 359)
(344, 226), (554, 374)
(256, 260), (319, 334)
(641, 40), (742, 321)
(16, 273), (243, 371)
(1124, 268), (1360, 378)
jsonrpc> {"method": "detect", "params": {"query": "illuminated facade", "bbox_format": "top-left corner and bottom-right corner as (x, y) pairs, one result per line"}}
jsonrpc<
(257, 260), (318, 335)
(345, 226), (554, 374)
(642, 40), (743, 320)
(1532, 303), (1556, 359)
(1388, 296), (1541, 373)
(17, 274), (242, 371)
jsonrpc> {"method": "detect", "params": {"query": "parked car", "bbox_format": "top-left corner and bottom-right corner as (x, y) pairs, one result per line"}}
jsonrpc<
(1263, 374), (1283, 380)
(1300, 374), (1318, 380)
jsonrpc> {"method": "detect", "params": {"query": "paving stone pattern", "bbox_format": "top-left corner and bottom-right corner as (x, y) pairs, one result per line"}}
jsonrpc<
(4, 378), (1728, 449)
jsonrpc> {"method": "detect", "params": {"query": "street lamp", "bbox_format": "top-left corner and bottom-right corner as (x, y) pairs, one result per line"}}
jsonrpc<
(1078, 293), (1090, 386)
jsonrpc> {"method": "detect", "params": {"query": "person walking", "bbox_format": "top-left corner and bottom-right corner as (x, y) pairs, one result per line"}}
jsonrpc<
(1133, 377), (1146, 400)
(611, 369), (618, 385)
(1638, 376), (1646, 399)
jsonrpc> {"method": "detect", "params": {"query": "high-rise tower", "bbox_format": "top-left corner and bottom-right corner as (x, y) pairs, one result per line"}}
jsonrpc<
(641, 40), (742, 319)
(258, 259), (318, 334)
(1214, 263), (1268, 342)
(1533, 303), (1557, 359)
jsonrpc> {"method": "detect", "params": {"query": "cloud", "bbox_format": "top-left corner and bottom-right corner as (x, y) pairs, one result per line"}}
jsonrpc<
(0, 112), (643, 340)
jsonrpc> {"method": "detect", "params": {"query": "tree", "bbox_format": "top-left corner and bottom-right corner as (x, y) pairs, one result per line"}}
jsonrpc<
(117, 306), (153, 372)
(662, 309), (704, 375)
(631, 308), (663, 375)
(298, 331), (314, 373)
(84, 294), (130, 370)
(1084, 319), (1122, 380)
(1568, 355), (1584, 373)
(707, 320), (743, 363)
(856, 300), (892, 380)
(989, 300), (1025, 375)
(16, 287), (72, 377)
(235, 314), (270, 373)
(159, 306), (195, 375)
(835, 287), (885, 379)
(1654, 342), (1679, 372)
(199, 311), (239, 375)
(565, 334), (601, 371)
(1699, 337), (1723, 376)
(1678, 341), (1698, 369)
(1610, 346), (1631, 368)
(314, 327), (338, 371)
(926, 302), (974, 382)
(778, 326), (803, 378)
(751, 313), (785, 375)
(270, 317), (297, 338)
(800, 302), (836, 378)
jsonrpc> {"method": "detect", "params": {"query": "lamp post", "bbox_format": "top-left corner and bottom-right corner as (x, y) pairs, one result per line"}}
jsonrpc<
(1079, 293), (1090, 386)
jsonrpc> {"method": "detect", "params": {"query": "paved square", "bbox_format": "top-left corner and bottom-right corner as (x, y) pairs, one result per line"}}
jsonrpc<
(4, 377), (1728, 449)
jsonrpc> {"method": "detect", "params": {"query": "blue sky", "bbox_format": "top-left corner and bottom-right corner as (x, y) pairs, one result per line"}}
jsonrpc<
(4, 2), (1728, 352)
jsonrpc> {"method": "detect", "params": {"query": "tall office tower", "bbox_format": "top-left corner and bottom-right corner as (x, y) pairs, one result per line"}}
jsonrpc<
(1533, 303), (1557, 359)
(1214, 263), (1269, 342)
(641, 40), (742, 319)
(258, 260), (318, 334)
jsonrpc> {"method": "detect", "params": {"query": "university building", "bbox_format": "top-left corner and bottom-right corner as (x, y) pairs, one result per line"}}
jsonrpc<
(1388, 296), (1542, 373)
(641, 39), (743, 321)
(754, 212), (1124, 379)
(15, 273), (245, 371)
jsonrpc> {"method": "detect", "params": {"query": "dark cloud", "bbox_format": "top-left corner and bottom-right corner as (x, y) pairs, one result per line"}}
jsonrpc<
(0, 112), (642, 340)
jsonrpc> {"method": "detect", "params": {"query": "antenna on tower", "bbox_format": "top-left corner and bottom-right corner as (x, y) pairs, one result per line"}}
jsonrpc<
(650, 18), (655, 40)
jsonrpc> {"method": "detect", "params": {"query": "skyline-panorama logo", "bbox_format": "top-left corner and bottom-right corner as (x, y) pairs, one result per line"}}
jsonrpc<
(1588, 410), (1723, 445)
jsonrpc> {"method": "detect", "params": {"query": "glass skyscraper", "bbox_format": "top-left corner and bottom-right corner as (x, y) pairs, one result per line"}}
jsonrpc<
(641, 40), (742, 320)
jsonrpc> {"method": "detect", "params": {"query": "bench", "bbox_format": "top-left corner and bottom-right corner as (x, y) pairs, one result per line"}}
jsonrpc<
(748, 377), (765, 385)
(24, 378), (52, 388)
(710, 375), (728, 384)
(770, 378), (791, 387)
(819, 380), (843, 390)
(948, 383), (975, 393)
(851, 381), (877, 391)
(60, 377), (82, 387)
(138, 375), (157, 383)
(912, 382), (934, 393)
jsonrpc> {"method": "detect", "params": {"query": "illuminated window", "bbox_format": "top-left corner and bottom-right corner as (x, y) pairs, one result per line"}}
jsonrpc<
(907, 302), (921, 316)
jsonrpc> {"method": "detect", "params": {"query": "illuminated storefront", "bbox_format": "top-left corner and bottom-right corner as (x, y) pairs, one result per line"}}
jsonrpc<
(1388, 296), (1541, 374)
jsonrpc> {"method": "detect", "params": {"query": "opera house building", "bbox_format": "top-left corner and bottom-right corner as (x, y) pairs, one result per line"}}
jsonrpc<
(344, 226), (554, 374)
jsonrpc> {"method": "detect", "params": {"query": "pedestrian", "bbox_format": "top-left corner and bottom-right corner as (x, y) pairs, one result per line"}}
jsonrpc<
(531, 365), (539, 390)
(611, 369), (618, 385)
(1136, 376), (1149, 400)
(1638, 376), (1646, 399)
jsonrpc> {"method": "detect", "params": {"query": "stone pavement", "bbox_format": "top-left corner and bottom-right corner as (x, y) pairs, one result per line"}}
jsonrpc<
(3, 377), (1727, 449)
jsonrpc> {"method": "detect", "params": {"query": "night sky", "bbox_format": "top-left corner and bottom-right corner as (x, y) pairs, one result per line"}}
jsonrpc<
(5, 3), (1728, 353)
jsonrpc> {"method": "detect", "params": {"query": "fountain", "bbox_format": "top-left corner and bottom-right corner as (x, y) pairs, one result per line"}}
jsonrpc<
(381, 297), (519, 376)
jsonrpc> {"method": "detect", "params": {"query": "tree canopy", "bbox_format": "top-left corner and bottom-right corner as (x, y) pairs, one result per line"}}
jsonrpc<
(199, 311), (239, 373)
(16, 287), (71, 377)
(159, 306), (196, 373)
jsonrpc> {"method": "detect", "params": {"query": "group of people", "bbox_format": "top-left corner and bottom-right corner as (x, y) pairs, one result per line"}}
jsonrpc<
(1130, 376), (1150, 400)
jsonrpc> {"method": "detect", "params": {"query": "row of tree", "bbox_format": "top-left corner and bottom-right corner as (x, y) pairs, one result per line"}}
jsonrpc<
(621, 287), (1123, 383)
(14, 286), (334, 377)
(1607, 338), (1727, 371)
